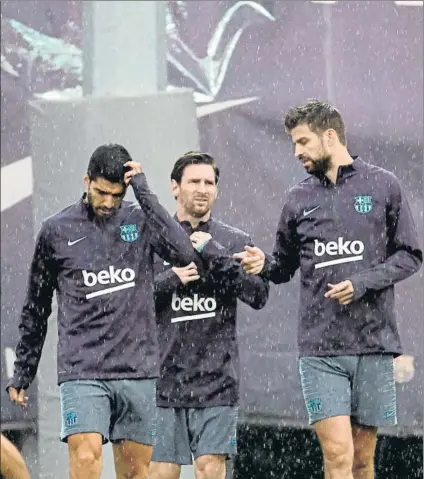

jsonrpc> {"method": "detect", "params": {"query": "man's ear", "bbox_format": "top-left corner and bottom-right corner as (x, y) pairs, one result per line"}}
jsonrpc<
(171, 179), (179, 199)
(326, 129), (338, 147)
(84, 174), (90, 188)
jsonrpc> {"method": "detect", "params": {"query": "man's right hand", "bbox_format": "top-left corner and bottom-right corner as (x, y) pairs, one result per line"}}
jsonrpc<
(123, 161), (143, 185)
(172, 262), (200, 285)
(233, 246), (266, 275)
(8, 387), (28, 407)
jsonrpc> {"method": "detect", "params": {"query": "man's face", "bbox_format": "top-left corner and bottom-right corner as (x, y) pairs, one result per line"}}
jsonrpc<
(172, 164), (218, 218)
(84, 176), (126, 218)
(290, 124), (332, 175)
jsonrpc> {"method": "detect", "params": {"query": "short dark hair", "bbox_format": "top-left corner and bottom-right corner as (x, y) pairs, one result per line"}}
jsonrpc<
(284, 99), (347, 145)
(87, 144), (132, 183)
(170, 151), (220, 184)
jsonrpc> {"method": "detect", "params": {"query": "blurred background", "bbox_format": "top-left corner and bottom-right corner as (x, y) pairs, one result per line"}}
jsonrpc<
(1, 1), (422, 478)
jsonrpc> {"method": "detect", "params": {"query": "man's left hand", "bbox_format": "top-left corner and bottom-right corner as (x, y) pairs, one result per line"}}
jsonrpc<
(124, 161), (142, 185)
(325, 280), (355, 305)
(190, 232), (212, 251)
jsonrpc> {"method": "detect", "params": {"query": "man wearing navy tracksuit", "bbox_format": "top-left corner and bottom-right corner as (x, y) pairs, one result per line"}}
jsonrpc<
(7, 144), (198, 479)
(236, 100), (422, 479)
(149, 152), (269, 479)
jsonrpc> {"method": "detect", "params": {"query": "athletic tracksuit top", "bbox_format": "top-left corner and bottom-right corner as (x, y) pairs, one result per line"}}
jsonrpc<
(8, 174), (198, 391)
(154, 217), (269, 408)
(262, 157), (422, 357)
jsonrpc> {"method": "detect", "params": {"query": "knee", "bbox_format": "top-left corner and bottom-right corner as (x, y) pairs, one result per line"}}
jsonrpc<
(74, 448), (101, 469)
(353, 452), (374, 473)
(323, 442), (354, 472)
(195, 455), (226, 479)
(69, 440), (102, 469)
(149, 462), (180, 479)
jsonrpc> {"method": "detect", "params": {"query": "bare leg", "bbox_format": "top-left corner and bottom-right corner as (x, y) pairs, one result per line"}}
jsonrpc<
(67, 433), (103, 479)
(352, 424), (378, 479)
(113, 440), (153, 479)
(0, 433), (31, 479)
(314, 416), (354, 479)
(194, 455), (226, 479)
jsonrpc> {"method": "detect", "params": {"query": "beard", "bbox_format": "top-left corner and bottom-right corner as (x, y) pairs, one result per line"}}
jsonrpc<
(189, 202), (211, 218)
(183, 196), (213, 218)
(87, 191), (117, 218)
(302, 154), (332, 176)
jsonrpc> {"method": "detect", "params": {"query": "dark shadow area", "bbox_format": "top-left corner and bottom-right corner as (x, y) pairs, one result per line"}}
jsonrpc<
(234, 424), (423, 479)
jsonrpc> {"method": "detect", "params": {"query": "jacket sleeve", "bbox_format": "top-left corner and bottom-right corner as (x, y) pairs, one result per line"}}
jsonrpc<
(7, 221), (57, 392)
(200, 236), (269, 310)
(154, 269), (181, 305)
(261, 202), (301, 284)
(131, 173), (197, 267)
(349, 177), (422, 300)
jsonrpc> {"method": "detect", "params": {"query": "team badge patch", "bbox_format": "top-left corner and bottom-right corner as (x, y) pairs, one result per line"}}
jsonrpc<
(65, 411), (78, 426)
(307, 398), (322, 414)
(354, 195), (373, 214)
(120, 224), (139, 242)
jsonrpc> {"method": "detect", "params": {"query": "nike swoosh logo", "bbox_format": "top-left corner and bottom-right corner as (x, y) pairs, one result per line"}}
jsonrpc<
(383, 410), (396, 419)
(303, 206), (320, 217)
(163, 261), (170, 266)
(68, 236), (87, 246)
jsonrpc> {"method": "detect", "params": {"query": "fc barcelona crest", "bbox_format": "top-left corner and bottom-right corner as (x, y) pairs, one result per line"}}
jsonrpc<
(354, 196), (373, 214)
(120, 224), (139, 242)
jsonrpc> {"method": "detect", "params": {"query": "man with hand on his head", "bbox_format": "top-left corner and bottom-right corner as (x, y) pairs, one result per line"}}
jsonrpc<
(7, 144), (198, 479)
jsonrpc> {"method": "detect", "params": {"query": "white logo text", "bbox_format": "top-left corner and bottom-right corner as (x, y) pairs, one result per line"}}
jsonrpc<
(82, 266), (136, 299)
(171, 293), (217, 322)
(314, 238), (364, 269)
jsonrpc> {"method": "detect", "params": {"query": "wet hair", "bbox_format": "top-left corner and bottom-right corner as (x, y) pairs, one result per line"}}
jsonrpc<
(87, 144), (132, 183)
(170, 151), (220, 184)
(284, 99), (347, 145)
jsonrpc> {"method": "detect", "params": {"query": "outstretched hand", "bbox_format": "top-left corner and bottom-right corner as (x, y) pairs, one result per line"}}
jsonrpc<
(233, 245), (265, 275)
(324, 280), (355, 305)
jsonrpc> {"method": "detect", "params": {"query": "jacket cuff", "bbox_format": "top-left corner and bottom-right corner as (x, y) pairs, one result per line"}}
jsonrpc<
(348, 275), (367, 301)
(6, 377), (25, 393)
(130, 173), (154, 207)
(260, 254), (274, 279)
(156, 269), (181, 293)
(130, 172), (147, 189)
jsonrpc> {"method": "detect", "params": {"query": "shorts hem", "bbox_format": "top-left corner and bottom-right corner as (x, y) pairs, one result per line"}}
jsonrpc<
(60, 430), (108, 444)
(151, 455), (193, 466)
(309, 412), (351, 425)
(110, 436), (154, 446)
(352, 417), (398, 428)
(193, 450), (237, 460)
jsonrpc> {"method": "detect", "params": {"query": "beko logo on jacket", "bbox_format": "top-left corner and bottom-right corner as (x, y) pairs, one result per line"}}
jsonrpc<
(314, 238), (364, 269)
(171, 293), (217, 323)
(82, 266), (136, 299)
